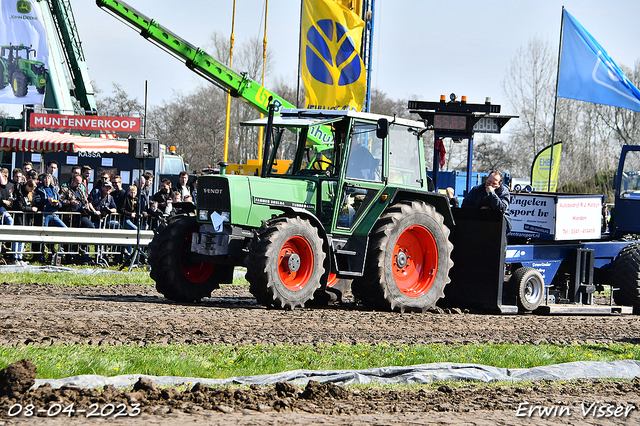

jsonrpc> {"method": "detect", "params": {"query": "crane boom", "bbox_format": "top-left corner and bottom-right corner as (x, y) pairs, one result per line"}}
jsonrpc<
(47, 0), (98, 112)
(96, 0), (333, 146)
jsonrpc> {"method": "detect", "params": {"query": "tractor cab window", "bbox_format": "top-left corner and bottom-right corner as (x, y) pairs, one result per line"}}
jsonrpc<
(388, 124), (421, 187)
(620, 150), (640, 199)
(345, 121), (383, 181)
(267, 128), (299, 175)
(298, 145), (336, 177)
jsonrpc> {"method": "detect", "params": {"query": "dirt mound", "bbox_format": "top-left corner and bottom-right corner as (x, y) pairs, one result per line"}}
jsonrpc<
(0, 359), (36, 398)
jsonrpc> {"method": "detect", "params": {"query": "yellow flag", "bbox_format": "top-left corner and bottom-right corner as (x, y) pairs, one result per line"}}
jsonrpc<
(531, 142), (562, 192)
(302, 0), (366, 111)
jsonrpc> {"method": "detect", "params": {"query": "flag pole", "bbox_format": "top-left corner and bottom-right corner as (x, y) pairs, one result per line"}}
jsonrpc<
(548, 6), (565, 192)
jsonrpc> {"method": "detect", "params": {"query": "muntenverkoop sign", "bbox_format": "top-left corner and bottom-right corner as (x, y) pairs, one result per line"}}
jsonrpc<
(29, 113), (141, 136)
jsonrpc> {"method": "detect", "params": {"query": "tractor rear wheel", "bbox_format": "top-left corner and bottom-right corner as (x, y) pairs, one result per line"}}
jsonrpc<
(246, 216), (325, 309)
(149, 215), (220, 302)
(352, 200), (453, 312)
(510, 267), (544, 311)
(610, 242), (640, 307)
(11, 71), (27, 97)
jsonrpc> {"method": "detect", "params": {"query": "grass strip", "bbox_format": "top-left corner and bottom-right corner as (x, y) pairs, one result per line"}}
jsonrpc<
(0, 343), (637, 380)
(0, 268), (249, 287)
(0, 270), (154, 287)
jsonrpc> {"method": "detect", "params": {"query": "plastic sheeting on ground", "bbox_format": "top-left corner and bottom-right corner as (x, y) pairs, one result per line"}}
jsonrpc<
(33, 360), (640, 390)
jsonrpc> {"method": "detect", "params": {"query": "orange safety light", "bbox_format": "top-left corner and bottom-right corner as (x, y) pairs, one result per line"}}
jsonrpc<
(169, 145), (176, 153)
(461, 96), (467, 103)
(440, 95), (446, 102)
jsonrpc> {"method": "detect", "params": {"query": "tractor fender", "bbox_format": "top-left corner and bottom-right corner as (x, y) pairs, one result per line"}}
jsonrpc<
(389, 188), (455, 230)
(267, 205), (333, 287)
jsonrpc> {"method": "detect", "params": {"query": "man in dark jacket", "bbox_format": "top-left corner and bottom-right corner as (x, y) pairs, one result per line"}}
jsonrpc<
(462, 170), (511, 232)
(0, 167), (15, 225)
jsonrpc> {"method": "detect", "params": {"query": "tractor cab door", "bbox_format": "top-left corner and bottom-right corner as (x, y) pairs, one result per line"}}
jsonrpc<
(331, 120), (385, 235)
(613, 145), (640, 234)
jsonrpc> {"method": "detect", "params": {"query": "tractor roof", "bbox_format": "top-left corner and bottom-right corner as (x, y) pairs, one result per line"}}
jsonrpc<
(242, 108), (426, 130)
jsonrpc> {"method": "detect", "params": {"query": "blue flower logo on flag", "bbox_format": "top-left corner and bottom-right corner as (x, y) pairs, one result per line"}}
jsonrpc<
(302, 0), (366, 111)
(306, 19), (361, 86)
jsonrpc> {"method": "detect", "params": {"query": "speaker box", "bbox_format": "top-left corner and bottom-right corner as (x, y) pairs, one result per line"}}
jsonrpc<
(128, 138), (159, 159)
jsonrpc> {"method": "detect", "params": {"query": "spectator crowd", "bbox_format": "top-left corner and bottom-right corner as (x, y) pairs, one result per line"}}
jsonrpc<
(0, 162), (197, 266)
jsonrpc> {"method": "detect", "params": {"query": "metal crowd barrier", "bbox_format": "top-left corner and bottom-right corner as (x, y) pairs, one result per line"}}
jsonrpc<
(0, 210), (155, 266)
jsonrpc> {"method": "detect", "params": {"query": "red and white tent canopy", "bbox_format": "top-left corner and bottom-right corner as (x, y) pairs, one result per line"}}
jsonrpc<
(0, 131), (128, 153)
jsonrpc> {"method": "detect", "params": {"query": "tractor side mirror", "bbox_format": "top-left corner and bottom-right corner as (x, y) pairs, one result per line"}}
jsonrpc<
(376, 118), (388, 139)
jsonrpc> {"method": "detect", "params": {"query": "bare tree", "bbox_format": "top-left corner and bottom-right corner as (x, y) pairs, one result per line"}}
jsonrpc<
(95, 83), (144, 115)
(502, 37), (556, 176)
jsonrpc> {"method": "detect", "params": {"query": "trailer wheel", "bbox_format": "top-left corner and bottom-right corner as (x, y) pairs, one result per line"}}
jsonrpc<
(352, 200), (453, 312)
(246, 216), (324, 309)
(610, 242), (640, 307)
(11, 71), (27, 97)
(511, 267), (544, 311)
(149, 215), (219, 302)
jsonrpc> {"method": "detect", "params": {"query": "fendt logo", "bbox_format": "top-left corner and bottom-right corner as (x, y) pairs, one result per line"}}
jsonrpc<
(16, 1), (32, 14)
(305, 19), (361, 86)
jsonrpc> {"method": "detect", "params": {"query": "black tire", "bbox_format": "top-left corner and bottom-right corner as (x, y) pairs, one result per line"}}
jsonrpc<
(0, 62), (7, 89)
(610, 242), (640, 307)
(149, 215), (220, 302)
(11, 71), (27, 97)
(511, 267), (544, 311)
(352, 200), (453, 312)
(245, 216), (325, 309)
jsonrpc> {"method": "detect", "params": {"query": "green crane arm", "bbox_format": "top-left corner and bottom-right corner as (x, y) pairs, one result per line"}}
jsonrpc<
(96, 0), (333, 146)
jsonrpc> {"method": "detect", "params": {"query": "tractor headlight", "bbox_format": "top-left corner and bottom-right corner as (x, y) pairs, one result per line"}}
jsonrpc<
(198, 210), (209, 221)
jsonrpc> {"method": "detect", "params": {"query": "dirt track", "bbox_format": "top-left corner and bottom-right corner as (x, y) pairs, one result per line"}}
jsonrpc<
(1, 282), (640, 425)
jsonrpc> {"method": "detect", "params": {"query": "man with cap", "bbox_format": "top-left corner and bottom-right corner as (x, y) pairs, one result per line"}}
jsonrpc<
(88, 180), (120, 229)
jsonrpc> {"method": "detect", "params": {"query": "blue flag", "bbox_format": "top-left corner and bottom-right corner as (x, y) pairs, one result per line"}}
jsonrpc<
(558, 9), (640, 112)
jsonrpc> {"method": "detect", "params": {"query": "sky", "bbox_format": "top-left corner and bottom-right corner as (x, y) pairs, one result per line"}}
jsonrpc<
(4, 0), (640, 121)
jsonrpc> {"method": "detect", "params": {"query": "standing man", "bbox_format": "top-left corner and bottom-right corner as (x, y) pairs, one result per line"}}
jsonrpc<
(152, 178), (173, 212)
(0, 168), (15, 225)
(88, 181), (119, 229)
(46, 160), (60, 188)
(462, 170), (511, 232)
(173, 171), (191, 200)
(111, 175), (126, 212)
(11, 168), (24, 185)
(80, 165), (92, 193)
(22, 162), (33, 175)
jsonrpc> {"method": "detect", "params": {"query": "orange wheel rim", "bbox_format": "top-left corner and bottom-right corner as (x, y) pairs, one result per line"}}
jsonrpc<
(180, 231), (214, 283)
(327, 272), (339, 288)
(278, 235), (314, 291)
(392, 225), (437, 297)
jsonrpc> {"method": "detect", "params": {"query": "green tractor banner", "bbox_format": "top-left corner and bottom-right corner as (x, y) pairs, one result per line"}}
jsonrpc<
(0, 0), (49, 105)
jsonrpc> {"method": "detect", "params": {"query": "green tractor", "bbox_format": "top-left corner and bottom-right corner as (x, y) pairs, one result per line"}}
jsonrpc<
(0, 43), (48, 97)
(148, 106), (454, 312)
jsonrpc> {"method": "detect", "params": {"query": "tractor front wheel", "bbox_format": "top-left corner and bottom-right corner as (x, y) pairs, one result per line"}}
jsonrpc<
(11, 71), (27, 97)
(246, 216), (325, 309)
(352, 200), (453, 312)
(149, 215), (220, 302)
(0, 62), (7, 89)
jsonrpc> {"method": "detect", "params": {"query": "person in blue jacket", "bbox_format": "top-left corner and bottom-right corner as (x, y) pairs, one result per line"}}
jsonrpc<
(35, 173), (67, 228)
